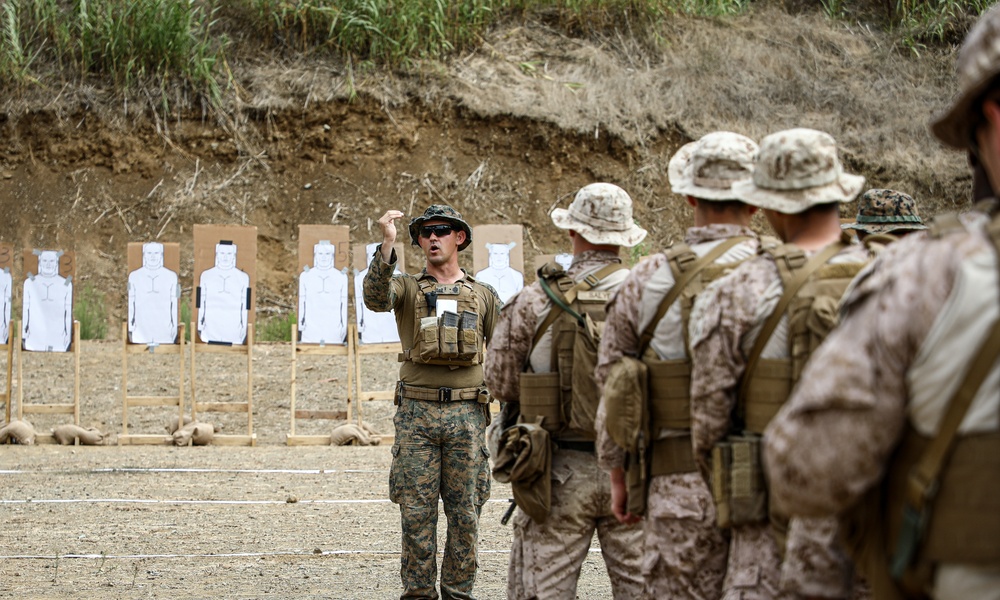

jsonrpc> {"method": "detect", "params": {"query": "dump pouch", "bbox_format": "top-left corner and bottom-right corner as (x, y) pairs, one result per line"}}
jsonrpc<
(711, 433), (768, 529)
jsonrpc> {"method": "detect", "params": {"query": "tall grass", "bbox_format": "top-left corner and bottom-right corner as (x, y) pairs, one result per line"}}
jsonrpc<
(0, 0), (991, 100)
(0, 0), (228, 105)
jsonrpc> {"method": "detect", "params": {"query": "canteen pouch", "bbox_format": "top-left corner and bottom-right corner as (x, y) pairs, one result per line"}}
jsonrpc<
(417, 316), (439, 363)
(440, 311), (460, 359)
(711, 434), (767, 529)
(458, 310), (479, 361)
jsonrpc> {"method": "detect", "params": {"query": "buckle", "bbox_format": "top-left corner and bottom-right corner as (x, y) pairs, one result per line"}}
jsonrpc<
(438, 387), (453, 402)
(584, 273), (600, 287)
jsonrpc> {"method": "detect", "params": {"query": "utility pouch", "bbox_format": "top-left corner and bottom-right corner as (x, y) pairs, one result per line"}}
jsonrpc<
(625, 447), (649, 516)
(458, 310), (479, 361)
(711, 434), (767, 529)
(440, 311), (460, 359)
(417, 316), (439, 362)
(519, 372), (563, 433)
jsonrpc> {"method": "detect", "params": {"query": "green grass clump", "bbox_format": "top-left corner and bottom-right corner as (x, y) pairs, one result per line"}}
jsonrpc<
(75, 283), (108, 340)
(257, 311), (296, 342)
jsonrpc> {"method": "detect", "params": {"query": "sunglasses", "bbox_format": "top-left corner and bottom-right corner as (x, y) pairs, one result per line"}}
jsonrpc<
(419, 224), (456, 238)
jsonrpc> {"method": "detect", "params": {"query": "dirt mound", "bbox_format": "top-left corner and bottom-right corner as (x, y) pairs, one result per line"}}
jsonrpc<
(0, 9), (969, 334)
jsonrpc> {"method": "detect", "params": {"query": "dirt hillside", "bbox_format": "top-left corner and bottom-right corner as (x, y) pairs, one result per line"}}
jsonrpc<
(0, 6), (970, 331)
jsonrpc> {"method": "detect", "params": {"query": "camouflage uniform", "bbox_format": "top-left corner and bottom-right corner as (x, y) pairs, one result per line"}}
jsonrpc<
(688, 128), (870, 600)
(595, 224), (758, 599)
(767, 7), (1000, 597)
(485, 250), (643, 600)
(688, 245), (867, 599)
(842, 189), (927, 237)
(364, 205), (501, 600)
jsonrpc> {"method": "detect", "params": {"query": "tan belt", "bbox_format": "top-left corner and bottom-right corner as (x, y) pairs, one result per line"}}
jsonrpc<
(399, 384), (481, 402)
(650, 434), (696, 476)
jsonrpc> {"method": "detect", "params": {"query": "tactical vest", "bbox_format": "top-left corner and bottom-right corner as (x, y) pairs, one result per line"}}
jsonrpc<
(520, 261), (627, 441)
(643, 236), (755, 474)
(842, 213), (1000, 599)
(713, 235), (867, 529)
(738, 237), (868, 433)
(398, 278), (484, 367)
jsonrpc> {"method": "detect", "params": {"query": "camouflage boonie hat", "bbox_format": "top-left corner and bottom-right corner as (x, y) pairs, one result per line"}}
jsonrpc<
(408, 204), (473, 251)
(931, 4), (1000, 149)
(668, 131), (758, 201)
(843, 189), (927, 235)
(732, 128), (865, 214)
(550, 183), (647, 247)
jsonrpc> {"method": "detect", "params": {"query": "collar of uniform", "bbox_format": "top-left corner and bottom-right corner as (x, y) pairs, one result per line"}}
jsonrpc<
(684, 223), (756, 247)
(416, 268), (472, 282)
(566, 250), (622, 277)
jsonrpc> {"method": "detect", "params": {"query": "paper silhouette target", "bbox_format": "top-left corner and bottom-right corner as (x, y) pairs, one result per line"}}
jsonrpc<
(193, 225), (257, 345)
(352, 241), (406, 345)
(472, 225), (525, 304)
(297, 225), (350, 345)
(127, 242), (181, 344)
(0, 243), (12, 344)
(22, 249), (75, 352)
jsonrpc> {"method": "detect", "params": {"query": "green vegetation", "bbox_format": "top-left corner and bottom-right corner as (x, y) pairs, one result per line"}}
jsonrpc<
(257, 311), (296, 342)
(75, 283), (108, 340)
(179, 297), (192, 342)
(0, 0), (991, 103)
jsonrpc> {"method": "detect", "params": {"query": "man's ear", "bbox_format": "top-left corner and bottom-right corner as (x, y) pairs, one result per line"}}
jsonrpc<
(455, 229), (467, 247)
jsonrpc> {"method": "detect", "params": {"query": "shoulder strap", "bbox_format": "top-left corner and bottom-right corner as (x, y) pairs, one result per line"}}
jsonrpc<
(637, 236), (750, 356)
(737, 240), (847, 415)
(531, 262), (625, 349)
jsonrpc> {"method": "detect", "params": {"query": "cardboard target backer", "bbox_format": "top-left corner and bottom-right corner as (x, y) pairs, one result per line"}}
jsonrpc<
(193, 225), (257, 345)
(22, 248), (76, 352)
(298, 225), (350, 272)
(296, 225), (350, 345)
(352, 242), (406, 273)
(472, 225), (525, 304)
(126, 242), (181, 345)
(352, 241), (405, 345)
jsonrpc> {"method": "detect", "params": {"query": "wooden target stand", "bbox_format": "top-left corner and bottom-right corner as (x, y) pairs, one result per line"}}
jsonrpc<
(16, 249), (81, 444)
(119, 323), (186, 445)
(189, 225), (257, 446)
(352, 325), (400, 422)
(286, 225), (354, 445)
(119, 242), (186, 445)
(286, 323), (354, 445)
(16, 321), (81, 443)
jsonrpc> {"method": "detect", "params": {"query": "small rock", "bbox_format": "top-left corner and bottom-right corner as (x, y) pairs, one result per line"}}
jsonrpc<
(303, 183), (312, 190)
(286, 495), (298, 503)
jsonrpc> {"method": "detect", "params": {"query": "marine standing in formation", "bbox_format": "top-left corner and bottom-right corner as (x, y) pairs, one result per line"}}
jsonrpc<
(765, 5), (1000, 598)
(363, 205), (500, 600)
(595, 131), (761, 599)
(484, 183), (646, 599)
(688, 128), (869, 598)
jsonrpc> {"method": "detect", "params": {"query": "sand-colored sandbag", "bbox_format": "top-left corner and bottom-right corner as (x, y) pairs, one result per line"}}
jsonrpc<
(165, 415), (193, 434)
(0, 420), (36, 445)
(52, 424), (107, 445)
(172, 421), (219, 446)
(331, 423), (382, 446)
(358, 421), (383, 442)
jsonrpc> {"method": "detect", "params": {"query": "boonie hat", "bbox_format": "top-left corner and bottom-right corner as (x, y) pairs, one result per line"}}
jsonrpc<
(732, 128), (865, 214)
(550, 183), (647, 247)
(842, 189), (927, 234)
(408, 204), (473, 251)
(931, 4), (1000, 149)
(669, 131), (758, 201)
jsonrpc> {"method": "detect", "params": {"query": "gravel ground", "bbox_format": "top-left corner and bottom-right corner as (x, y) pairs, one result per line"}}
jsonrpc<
(1, 341), (615, 599)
